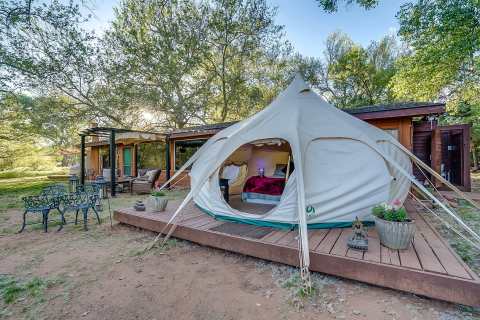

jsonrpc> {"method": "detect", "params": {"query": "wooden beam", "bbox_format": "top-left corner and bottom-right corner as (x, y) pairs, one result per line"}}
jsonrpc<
(165, 136), (171, 188)
(431, 127), (442, 187)
(354, 105), (445, 120)
(110, 130), (116, 197)
(80, 135), (85, 185)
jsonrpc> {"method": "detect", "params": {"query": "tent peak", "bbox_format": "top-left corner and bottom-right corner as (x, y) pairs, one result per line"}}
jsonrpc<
(288, 73), (310, 94)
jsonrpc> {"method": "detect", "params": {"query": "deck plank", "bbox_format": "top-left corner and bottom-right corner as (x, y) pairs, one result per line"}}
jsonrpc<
(411, 211), (472, 279)
(413, 232), (446, 274)
(380, 245), (390, 264)
(244, 227), (275, 240)
(331, 229), (350, 256)
(179, 215), (210, 227)
(197, 220), (224, 231)
(261, 230), (289, 243)
(186, 215), (215, 228)
(398, 244), (422, 270)
(178, 210), (204, 222)
(308, 229), (330, 250)
(346, 247), (364, 260)
(316, 229), (342, 254)
(389, 248), (401, 266)
(277, 231), (298, 246)
(363, 228), (381, 263)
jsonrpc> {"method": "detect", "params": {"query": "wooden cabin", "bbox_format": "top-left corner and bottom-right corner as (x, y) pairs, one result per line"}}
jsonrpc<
(166, 103), (471, 191)
(83, 102), (471, 191)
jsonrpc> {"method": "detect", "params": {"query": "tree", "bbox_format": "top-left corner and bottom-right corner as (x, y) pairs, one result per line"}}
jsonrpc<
(391, 0), (479, 101)
(203, 0), (287, 122)
(106, 0), (290, 127)
(0, 0), (134, 127)
(390, 0), (480, 165)
(105, 0), (212, 129)
(305, 32), (400, 108)
(315, 0), (378, 12)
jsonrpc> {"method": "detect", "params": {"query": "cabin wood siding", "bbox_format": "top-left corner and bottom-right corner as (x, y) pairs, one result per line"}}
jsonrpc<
(365, 118), (413, 150)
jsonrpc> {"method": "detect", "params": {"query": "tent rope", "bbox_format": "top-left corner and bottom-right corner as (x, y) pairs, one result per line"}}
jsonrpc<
(413, 161), (455, 211)
(388, 140), (480, 211)
(409, 190), (480, 251)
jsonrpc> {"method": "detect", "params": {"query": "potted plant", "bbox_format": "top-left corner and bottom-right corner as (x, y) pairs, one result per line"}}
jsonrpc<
(150, 190), (168, 212)
(372, 199), (415, 250)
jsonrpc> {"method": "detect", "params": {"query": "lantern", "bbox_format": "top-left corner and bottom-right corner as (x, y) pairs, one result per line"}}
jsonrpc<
(94, 176), (109, 211)
(68, 174), (79, 193)
(257, 167), (265, 177)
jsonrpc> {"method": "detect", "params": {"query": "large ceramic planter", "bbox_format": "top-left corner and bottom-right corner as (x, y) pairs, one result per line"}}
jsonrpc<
(374, 216), (416, 250)
(150, 196), (168, 212)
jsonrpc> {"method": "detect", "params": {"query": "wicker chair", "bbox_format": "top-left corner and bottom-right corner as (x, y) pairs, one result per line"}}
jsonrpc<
(131, 169), (162, 194)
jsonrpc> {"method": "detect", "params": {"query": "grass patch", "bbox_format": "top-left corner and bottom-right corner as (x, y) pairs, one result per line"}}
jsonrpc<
(0, 275), (63, 304)
(0, 168), (68, 180)
(281, 272), (317, 299)
(0, 177), (67, 212)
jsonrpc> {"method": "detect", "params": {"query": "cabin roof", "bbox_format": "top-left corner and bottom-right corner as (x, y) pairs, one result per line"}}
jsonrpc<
(84, 102), (445, 145)
(168, 102), (445, 138)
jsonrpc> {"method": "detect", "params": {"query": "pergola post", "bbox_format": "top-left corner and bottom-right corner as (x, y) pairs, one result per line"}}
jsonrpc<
(165, 137), (171, 189)
(80, 135), (86, 185)
(110, 130), (116, 197)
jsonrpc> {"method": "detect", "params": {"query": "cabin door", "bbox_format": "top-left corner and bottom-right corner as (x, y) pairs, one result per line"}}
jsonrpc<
(440, 125), (470, 190)
(123, 147), (132, 176)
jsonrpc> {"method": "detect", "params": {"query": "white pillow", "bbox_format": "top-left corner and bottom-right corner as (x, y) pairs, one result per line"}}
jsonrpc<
(145, 170), (157, 182)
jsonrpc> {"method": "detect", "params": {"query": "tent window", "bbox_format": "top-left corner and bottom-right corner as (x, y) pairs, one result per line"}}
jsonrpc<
(175, 139), (207, 170)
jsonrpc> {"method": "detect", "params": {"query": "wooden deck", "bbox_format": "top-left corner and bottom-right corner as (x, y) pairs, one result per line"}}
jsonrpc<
(114, 199), (480, 307)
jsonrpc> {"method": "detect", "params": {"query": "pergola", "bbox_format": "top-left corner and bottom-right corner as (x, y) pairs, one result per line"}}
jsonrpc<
(79, 127), (167, 197)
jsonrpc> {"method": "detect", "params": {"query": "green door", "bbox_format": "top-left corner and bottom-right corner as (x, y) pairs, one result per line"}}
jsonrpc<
(123, 147), (132, 176)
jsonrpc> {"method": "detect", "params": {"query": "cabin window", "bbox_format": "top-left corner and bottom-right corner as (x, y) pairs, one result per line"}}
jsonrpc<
(174, 139), (207, 170)
(99, 147), (110, 169)
(138, 142), (166, 170)
(383, 129), (399, 140)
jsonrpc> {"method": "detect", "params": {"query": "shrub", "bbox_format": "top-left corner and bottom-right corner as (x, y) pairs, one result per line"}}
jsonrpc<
(372, 201), (409, 222)
(151, 190), (166, 197)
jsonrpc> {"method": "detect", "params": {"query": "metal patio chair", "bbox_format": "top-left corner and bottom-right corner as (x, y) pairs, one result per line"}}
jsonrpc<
(19, 194), (64, 233)
(62, 191), (101, 231)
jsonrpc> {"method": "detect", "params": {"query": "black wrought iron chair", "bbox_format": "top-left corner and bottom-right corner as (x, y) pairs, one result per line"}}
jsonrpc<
(40, 184), (68, 224)
(41, 184), (68, 198)
(19, 195), (64, 233)
(62, 191), (101, 231)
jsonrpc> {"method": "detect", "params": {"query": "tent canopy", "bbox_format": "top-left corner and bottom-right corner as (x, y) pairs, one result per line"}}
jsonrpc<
(190, 74), (412, 228)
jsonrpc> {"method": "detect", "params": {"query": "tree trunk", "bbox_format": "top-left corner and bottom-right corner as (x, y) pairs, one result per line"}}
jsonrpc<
(472, 144), (478, 170)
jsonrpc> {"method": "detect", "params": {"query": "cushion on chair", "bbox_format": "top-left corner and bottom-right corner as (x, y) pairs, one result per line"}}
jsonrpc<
(145, 169), (159, 182)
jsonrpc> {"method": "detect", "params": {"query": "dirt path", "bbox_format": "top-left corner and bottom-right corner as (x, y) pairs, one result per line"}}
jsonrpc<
(1, 207), (479, 320)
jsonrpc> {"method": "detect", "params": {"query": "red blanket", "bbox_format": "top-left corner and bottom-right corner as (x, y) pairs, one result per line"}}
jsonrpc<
(243, 176), (285, 196)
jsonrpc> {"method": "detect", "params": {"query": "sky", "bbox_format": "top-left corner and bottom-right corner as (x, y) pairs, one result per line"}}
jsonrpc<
(85, 0), (409, 57)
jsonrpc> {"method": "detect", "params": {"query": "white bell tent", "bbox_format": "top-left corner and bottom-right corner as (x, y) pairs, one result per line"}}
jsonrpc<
(156, 74), (480, 280)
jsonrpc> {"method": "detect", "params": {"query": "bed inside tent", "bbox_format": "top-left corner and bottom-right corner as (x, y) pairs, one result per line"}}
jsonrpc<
(219, 139), (294, 214)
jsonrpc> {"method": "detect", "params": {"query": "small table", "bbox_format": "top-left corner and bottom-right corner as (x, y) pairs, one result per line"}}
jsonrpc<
(116, 177), (134, 193)
(219, 178), (229, 203)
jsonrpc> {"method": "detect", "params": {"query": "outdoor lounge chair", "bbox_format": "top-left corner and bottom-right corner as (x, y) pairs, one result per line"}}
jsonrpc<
(131, 169), (162, 194)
